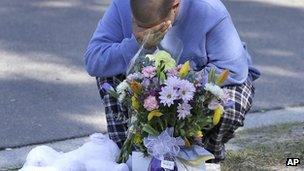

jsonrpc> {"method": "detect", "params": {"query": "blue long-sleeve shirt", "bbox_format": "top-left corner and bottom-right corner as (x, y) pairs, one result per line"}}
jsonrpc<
(84, 0), (260, 85)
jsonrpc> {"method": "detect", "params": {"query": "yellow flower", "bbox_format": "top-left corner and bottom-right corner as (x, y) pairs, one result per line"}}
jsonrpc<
(134, 133), (142, 145)
(130, 81), (141, 94)
(213, 105), (224, 125)
(147, 51), (176, 71)
(195, 131), (204, 139)
(179, 61), (190, 78)
(147, 110), (163, 121)
(215, 70), (230, 86)
(131, 96), (140, 110)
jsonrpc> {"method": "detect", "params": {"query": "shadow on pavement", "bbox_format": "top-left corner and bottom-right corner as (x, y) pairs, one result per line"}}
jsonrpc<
(0, 0), (108, 148)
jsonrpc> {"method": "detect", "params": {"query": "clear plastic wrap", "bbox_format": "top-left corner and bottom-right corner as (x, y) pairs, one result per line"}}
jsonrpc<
(126, 32), (184, 75)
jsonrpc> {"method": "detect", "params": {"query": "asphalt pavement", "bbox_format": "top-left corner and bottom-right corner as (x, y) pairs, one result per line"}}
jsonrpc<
(0, 0), (303, 150)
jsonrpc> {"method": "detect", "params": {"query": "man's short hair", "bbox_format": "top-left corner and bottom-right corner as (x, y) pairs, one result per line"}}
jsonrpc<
(130, 0), (174, 25)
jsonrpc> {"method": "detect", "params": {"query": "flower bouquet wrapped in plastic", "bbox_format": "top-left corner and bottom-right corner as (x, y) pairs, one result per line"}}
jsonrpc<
(101, 36), (233, 170)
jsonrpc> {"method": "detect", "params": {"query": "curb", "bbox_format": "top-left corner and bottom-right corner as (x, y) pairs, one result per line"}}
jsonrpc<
(0, 137), (88, 170)
(1, 106), (304, 170)
(243, 106), (304, 130)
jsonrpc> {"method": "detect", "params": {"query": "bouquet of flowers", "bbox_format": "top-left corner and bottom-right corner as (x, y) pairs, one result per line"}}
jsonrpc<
(102, 49), (233, 170)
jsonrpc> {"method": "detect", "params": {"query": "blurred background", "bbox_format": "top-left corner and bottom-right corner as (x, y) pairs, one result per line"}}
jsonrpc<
(0, 0), (303, 156)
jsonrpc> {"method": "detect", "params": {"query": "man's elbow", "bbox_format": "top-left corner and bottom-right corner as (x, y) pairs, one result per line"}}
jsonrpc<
(84, 53), (102, 77)
(86, 66), (99, 77)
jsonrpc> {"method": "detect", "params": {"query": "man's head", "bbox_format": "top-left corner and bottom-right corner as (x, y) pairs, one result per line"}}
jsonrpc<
(131, 0), (179, 28)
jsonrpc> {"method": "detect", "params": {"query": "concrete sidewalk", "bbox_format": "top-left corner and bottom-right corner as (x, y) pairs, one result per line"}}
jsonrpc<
(1, 106), (304, 170)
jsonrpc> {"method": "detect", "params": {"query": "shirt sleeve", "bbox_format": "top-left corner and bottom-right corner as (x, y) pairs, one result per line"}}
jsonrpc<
(84, 1), (140, 77)
(204, 16), (249, 86)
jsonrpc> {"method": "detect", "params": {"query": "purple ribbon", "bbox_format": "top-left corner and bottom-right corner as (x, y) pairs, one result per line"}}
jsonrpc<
(143, 128), (185, 160)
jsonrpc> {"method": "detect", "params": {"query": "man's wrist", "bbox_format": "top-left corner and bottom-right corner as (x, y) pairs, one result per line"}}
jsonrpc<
(143, 45), (157, 52)
(142, 46), (157, 54)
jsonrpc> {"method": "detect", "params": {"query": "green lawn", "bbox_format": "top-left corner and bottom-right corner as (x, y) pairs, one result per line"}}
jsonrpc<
(222, 122), (304, 171)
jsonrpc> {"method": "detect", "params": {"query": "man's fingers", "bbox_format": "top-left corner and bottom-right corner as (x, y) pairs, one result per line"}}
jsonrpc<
(157, 27), (169, 40)
(150, 22), (166, 34)
(147, 28), (168, 45)
(162, 25), (171, 35)
(160, 21), (171, 33)
(141, 20), (172, 47)
(155, 21), (171, 36)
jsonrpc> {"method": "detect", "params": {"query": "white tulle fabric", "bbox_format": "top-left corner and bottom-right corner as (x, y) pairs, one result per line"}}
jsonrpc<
(19, 133), (130, 171)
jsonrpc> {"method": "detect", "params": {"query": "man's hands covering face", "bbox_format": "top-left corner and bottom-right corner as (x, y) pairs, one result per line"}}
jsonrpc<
(133, 20), (172, 49)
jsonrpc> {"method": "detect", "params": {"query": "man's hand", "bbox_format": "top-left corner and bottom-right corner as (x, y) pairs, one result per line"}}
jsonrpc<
(133, 20), (172, 49)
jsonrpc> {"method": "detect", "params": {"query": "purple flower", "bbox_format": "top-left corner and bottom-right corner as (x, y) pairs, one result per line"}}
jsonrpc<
(167, 67), (179, 77)
(221, 89), (235, 108)
(149, 89), (158, 97)
(144, 95), (159, 111)
(165, 77), (181, 89)
(159, 86), (177, 107)
(164, 77), (196, 102)
(142, 66), (156, 78)
(141, 78), (151, 88)
(177, 102), (192, 120)
(101, 83), (114, 93)
(178, 80), (195, 102)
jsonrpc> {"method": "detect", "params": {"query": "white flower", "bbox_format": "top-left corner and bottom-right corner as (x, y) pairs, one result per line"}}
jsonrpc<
(117, 80), (129, 94)
(204, 83), (224, 98)
(116, 80), (129, 102)
(118, 93), (126, 102)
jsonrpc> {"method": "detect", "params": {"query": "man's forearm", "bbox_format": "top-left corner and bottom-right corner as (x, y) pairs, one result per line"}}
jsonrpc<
(84, 35), (140, 77)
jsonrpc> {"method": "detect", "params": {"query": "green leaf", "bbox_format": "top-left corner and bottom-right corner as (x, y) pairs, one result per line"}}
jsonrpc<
(159, 72), (166, 83)
(108, 90), (119, 99)
(208, 68), (216, 83)
(178, 121), (185, 129)
(142, 124), (159, 135)
(117, 134), (134, 163)
(180, 129), (186, 137)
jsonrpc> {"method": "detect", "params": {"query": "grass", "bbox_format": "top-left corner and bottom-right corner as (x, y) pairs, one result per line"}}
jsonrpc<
(221, 122), (304, 171)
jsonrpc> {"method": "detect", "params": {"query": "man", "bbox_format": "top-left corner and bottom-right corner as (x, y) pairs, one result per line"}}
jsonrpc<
(84, 0), (260, 163)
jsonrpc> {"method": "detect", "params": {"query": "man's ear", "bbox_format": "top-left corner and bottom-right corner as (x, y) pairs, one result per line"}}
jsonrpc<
(172, 0), (180, 12)
(173, 0), (180, 6)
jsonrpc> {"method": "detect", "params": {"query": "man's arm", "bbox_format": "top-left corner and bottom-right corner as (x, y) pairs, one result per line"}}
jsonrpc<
(84, 1), (140, 77)
(205, 16), (249, 86)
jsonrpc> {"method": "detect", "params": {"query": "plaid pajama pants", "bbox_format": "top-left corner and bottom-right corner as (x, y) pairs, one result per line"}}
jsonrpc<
(97, 75), (129, 148)
(203, 79), (255, 161)
(96, 75), (255, 160)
